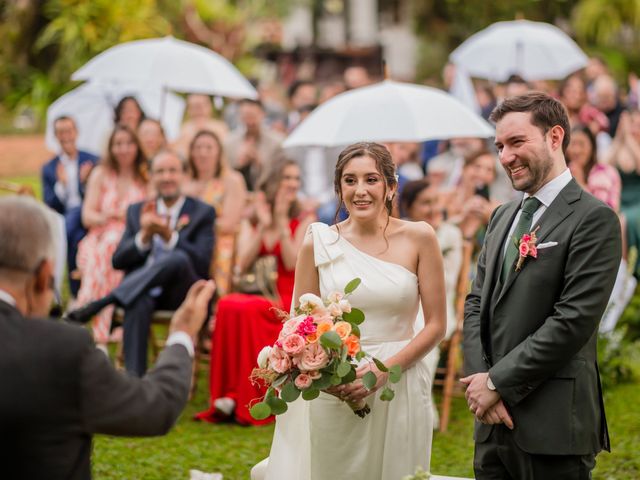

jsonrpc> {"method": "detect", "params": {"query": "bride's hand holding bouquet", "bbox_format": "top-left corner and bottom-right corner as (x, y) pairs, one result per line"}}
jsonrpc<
(249, 278), (402, 420)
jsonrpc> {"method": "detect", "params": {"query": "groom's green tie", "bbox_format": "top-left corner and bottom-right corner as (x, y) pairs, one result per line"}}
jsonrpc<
(501, 196), (542, 283)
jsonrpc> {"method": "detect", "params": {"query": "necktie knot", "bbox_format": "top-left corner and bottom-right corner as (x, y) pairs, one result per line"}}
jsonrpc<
(522, 197), (541, 215)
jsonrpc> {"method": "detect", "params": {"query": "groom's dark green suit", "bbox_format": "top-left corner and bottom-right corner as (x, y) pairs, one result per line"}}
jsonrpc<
(464, 179), (621, 474)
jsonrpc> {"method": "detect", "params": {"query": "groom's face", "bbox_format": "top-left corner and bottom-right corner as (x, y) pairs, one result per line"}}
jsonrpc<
(495, 111), (555, 195)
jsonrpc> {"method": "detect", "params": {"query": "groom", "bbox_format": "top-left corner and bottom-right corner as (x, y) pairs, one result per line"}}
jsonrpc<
(462, 92), (621, 479)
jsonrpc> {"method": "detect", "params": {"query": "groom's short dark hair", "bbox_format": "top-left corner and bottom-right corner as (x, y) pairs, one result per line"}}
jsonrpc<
(490, 92), (571, 154)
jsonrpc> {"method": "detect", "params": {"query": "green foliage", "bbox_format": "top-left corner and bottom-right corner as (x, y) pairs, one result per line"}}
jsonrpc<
(388, 365), (402, 384)
(336, 361), (351, 378)
(249, 402), (271, 420)
(343, 307), (365, 325)
(344, 278), (361, 295)
(265, 395), (288, 415)
(379, 387), (395, 402)
(362, 371), (377, 390)
(301, 388), (320, 401)
(280, 381), (300, 402)
(319, 330), (342, 349)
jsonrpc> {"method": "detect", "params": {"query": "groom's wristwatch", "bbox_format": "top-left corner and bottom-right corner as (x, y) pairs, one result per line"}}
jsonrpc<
(486, 376), (496, 391)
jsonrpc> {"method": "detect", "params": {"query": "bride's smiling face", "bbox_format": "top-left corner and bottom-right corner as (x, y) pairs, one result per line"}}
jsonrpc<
(341, 155), (394, 220)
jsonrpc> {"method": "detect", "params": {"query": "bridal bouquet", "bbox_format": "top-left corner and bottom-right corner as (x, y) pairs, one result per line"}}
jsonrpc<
(249, 278), (401, 419)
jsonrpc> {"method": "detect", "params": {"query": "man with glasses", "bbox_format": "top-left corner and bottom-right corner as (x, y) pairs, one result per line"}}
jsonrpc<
(0, 195), (216, 480)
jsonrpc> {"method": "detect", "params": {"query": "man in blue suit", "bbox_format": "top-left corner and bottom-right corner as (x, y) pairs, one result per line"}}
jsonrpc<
(41, 116), (98, 296)
(67, 149), (216, 376)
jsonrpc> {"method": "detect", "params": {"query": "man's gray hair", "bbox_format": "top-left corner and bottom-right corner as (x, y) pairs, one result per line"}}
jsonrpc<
(0, 196), (55, 273)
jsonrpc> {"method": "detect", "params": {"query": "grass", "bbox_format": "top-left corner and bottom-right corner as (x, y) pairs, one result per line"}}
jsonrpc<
(91, 374), (640, 480)
(3, 174), (638, 479)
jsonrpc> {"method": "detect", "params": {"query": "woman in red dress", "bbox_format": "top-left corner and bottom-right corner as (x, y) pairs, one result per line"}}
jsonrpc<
(196, 159), (315, 425)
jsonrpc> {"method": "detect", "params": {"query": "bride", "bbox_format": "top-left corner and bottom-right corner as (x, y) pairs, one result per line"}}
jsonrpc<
(252, 142), (446, 480)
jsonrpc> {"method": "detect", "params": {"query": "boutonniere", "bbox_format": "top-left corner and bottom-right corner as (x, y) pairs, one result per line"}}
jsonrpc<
(514, 226), (540, 271)
(176, 214), (190, 232)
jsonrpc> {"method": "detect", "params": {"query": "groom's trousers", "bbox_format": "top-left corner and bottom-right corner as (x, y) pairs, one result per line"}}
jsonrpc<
(474, 424), (596, 480)
(113, 250), (199, 376)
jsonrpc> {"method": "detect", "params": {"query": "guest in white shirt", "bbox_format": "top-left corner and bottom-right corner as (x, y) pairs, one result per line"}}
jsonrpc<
(66, 150), (217, 376)
(41, 115), (98, 296)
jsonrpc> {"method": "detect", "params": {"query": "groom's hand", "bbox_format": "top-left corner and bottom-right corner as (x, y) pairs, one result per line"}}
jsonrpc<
(460, 372), (500, 418)
(480, 400), (514, 429)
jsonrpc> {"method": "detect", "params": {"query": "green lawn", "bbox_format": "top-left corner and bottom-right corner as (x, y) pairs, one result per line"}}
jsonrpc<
(92, 376), (640, 480)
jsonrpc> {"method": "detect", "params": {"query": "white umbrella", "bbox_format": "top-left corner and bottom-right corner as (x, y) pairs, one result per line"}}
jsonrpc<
(283, 80), (494, 148)
(450, 20), (588, 82)
(72, 36), (257, 99)
(45, 81), (185, 155)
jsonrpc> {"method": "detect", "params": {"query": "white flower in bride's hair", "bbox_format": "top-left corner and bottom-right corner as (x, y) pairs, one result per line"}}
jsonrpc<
(299, 293), (325, 313)
(257, 346), (272, 368)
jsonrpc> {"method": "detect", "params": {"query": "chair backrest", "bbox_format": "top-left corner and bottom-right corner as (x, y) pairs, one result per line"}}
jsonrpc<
(453, 239), (474, 330)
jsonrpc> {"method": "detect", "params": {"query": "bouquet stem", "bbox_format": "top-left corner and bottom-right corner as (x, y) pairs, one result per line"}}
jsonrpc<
(346, 399), (371, 418)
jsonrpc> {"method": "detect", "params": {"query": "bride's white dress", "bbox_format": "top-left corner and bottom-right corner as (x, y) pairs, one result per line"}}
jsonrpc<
(252, 222), (433, 480)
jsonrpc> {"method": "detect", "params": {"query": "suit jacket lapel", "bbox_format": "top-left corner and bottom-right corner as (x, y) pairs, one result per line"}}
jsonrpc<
(482, 200), (520, 317)
(176, 197), (196, 235)
(496, 179), (581, 304)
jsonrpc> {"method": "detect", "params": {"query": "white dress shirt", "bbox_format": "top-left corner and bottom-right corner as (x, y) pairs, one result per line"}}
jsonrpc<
(503, 168), (573, 257)
(0, 288), (16, 307)
(53, 153), (82, 209)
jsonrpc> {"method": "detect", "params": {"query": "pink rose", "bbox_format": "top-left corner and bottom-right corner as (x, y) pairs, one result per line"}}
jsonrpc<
(294, 373), (313, 389)
(518, 242), (530, 257)
(296, 316), (317, 336)
(281, 333), (306, 356)
(298, 342), (330, 371)
(279, 315), (305, 339)
(312, 311), (333, 324)
(327, 291), (344, 303)
(521, 234), (531, 243)
(328, 302), (343, 317)
(529, 245), (538, 258)
(305, 370), (322, 380)
(339, 299), (352, 313)
(268, 347), (292, 373)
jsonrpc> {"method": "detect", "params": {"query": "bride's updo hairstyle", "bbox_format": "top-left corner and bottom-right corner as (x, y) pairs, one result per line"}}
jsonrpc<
(333, 142), (398, 224)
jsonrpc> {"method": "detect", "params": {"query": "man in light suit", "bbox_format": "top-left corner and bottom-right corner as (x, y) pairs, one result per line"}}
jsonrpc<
(0, 195), (216, 480)
(462, 92), (621, 479)
(42, 116), (98, 296)
(67, 149), (216, 376)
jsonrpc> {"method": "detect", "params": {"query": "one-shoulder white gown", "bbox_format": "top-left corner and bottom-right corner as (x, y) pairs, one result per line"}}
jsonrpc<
(252, 222), (433, 480)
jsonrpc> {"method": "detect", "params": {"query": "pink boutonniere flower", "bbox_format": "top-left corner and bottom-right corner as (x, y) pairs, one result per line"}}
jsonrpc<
(176, 214), (190, 231)
(515, 226), (540, 271)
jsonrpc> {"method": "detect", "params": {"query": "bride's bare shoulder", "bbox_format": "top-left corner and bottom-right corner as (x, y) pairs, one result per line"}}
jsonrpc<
(391, 218), (436, 244)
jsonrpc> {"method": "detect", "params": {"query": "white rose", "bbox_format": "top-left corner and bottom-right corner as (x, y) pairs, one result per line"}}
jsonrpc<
(257, 346), (272, 369)
(299, 293), (325, 312)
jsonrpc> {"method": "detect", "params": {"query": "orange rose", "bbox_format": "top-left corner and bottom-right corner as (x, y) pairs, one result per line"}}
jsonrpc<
(306, 332), (319, 343)
(333, 321), (352, 340)
(316, 321), (333, 337)
(345, 334), (360, 357)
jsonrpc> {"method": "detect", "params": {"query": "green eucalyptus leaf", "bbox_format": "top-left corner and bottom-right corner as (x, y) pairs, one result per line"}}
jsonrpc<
(362, 371), (377, 390)
(372, 357), (389, 372)
(355, 350), (366, 361)
(313, 373), (332, 390)
(389, 365), (402, 383)
(280, 381), (301, 402)
(349, 323), (361, 338)
(266, 395), (288, 415)
(380, 387), (395, 401)
(302, 388), (320, 401)
(343, 308), (365, 325)
(342, 366), (357, 383)
(337, 361), (351, 377)
(249, 402), (271, 420)
(320, 331), (342, 349)
(344, 278), (361, 295)
(330, 374), (342, 386)
(272, 375), (288, 388)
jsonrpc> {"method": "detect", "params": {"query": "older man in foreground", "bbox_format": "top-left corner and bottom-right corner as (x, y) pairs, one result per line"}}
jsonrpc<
(0, 195), (215, 480)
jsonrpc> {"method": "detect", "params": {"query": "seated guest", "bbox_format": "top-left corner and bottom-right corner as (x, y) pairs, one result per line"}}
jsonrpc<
(138, 118), (167, 161)
(42, 115), (98, 297)
(401, 179), (463, 428)
(0, 195), (216, 480)
(567, 125), (621, 211)
(75, 124), (148, 351)
(196, 159), (315, 425)
(174, 94), (229, 158)
(225, 98), (285, 191)
(442, 150), (499, 241)
(114, 96), (145, 131)
(68, 150), (216, 377)
(184, 130), (247, 295)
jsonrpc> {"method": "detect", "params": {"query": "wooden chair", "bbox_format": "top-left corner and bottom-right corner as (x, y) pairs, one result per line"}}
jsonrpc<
(434, 238), (474, 432)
